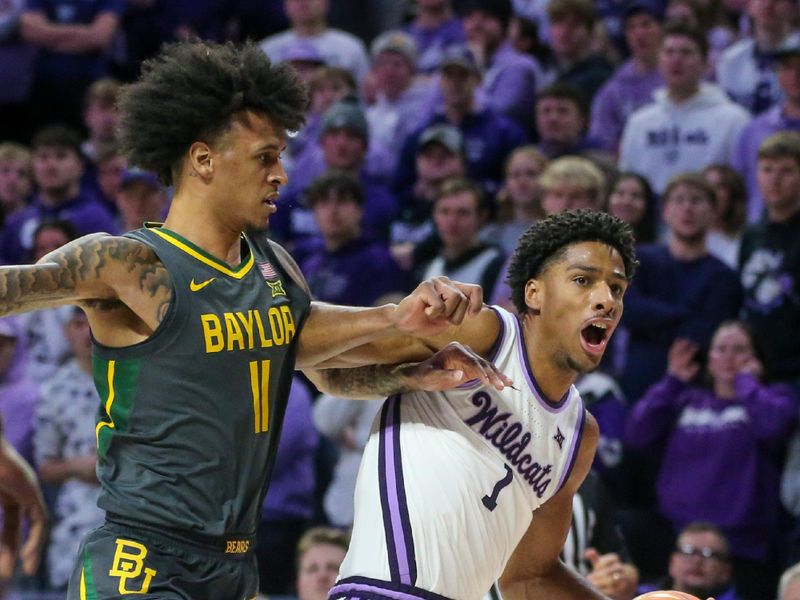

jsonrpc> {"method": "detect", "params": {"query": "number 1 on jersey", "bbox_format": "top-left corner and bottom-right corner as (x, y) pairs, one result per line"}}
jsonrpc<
(482, 464), (513, 511)
(249, 359), (271, 433)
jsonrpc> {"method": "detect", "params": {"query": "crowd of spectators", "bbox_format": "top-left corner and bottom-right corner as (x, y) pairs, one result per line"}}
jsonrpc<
(2, 0), (800, 598)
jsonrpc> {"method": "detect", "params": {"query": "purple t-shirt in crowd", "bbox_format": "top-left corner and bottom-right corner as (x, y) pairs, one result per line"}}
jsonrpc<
(589, 60), (664, 153)
(0, 192), (117, 264)
(297, 236), (407, 306)
(731, 104), (800, 222)
(625, 373), (797, 561)
(479, 41), (542, 133)
(403, 16), (465, 73)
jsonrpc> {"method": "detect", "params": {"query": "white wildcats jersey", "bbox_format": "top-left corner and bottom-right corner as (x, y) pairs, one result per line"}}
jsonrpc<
(330, 307), (587, 600)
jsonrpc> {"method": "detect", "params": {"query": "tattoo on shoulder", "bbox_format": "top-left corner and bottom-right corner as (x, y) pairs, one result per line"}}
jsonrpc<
(0, 234), (173, 324)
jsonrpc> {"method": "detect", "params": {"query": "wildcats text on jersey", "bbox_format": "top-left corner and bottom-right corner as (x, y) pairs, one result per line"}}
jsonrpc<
(200, 305), (297, 353)
(464, 391), (555, 498)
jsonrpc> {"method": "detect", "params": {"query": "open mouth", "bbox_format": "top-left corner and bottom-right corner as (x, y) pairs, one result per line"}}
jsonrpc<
(580, 321), (610, 355)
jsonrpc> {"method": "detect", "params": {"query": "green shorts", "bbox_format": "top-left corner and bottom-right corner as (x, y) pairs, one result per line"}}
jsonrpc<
(66, 520), (259, 600)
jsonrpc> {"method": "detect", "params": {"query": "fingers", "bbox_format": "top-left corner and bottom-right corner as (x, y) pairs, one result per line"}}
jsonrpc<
(425, 278), (482, 325)
(442, 343), (512, 391)
(21, 504), (46, 576)
(0, 505), (20, 581)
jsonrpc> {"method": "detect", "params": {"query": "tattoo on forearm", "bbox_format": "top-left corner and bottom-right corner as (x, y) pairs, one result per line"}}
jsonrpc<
(319, 364), (412, 398)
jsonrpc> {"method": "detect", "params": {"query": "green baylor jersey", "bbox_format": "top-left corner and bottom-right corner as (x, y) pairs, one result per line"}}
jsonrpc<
(92, 225), (310, 538)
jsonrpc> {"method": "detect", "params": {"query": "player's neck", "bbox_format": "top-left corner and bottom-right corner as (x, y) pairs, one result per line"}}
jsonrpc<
(162, 194), (244, 266)
(521, 316), (575, 404)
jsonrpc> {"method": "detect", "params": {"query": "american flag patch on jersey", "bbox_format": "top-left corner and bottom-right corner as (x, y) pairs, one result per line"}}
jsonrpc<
(258, 261), (278, 280)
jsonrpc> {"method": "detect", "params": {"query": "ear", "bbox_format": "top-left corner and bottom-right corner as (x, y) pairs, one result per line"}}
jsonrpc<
(524, 278), (543, 314)
(188, 141), (214, 178)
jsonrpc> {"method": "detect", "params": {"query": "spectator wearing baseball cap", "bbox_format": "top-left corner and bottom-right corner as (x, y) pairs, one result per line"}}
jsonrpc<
(365, 31), (436, 182)
(115, 168), (168, 232)
(589, 0), (665, 153)
(402, 0), (466, 73)
(270, 100), (399, 247)
(732, 38), (800, 221)
(461, 0), (543, 132)
(392, 45), (527, 202)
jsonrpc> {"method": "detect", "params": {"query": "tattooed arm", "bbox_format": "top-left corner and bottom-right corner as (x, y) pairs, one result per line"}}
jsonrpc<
(305, 342), (514, 400)
(0, 233), (171, 346)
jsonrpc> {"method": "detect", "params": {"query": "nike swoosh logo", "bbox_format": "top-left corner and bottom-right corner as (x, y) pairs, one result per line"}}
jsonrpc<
(190, 277), (217, 292)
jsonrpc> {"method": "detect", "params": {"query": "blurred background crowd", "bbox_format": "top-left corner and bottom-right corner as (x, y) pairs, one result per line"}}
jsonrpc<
(2, 0), (800, 599)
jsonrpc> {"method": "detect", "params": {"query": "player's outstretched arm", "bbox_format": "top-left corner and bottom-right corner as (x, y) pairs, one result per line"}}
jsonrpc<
(0, 233), (172, 325)
(305, 341), (514, 400)
(0, 418), (47, 581)
(499, 414), (609, 600)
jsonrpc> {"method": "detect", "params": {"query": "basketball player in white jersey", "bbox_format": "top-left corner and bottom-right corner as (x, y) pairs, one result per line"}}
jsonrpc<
(324, 209), (638, 600)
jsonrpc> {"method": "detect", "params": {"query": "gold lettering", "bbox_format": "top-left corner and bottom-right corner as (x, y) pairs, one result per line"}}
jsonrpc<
(109, 539), (157, 594)
(235, 311), (255, 349)
(268, 307), (285, 345)
(200, 314), (224, 353)
(224, 312), (245, 351)
(280, 305), (296, 343)
(252, 310), (272, 348)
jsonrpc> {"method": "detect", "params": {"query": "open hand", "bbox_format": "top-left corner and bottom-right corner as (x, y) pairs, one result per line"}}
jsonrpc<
(396, 342), (513, 392)
(667, 338), (700, 383)
(394, 277), (483, 336)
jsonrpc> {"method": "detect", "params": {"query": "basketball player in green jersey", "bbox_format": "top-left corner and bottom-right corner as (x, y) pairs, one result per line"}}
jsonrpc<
(0, 41), (508, 599)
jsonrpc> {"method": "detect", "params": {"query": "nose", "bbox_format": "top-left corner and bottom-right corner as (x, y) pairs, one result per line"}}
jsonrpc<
(591, 283), (616, 316)
(268, 161), (288, 188)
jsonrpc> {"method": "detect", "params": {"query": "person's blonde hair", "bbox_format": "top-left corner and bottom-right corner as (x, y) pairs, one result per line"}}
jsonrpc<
(0, 142), (31, 165)
(539, 156), (605, 207)
(662, 171), (716, 207)
(296, 527), (350, 568)
(504, 145), (549, 176)
(84, 77), (122, 108)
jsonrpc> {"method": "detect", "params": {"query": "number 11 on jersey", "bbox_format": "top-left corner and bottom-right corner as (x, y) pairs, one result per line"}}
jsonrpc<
(249, 359), (271, 433)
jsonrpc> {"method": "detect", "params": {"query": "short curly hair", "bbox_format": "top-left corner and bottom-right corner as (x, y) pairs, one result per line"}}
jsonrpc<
(119, 40), (308, 186)
(507, 210), (638, 314)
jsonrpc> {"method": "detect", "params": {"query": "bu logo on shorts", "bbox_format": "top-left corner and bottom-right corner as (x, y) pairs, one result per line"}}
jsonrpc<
(108, 539), (157, 594)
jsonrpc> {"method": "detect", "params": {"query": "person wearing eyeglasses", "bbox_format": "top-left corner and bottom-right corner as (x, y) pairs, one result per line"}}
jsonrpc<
(637, 521), (741, 600)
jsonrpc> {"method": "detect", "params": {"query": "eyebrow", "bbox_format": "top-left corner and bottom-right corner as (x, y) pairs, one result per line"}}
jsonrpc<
(252, 143), (284, 154)
(566, 264), (628, 281)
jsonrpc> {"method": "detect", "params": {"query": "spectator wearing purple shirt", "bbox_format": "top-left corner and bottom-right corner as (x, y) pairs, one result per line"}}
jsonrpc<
(20, 0), (125, 131)
(625, 322), (796, 600)
(393, 45), (527, 199)
(402, 0), (466, 73)
(0, 126), (116, 264)
(547, 0), (615, 103)
(296, 171), (407, 306)
(590, 1), (665, 154)
(271, 101), (400, 247)
(732, 40), (800, 222)
(461, 0), (543, 133)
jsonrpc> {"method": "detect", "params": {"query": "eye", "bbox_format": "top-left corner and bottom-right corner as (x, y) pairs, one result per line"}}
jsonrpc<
(574, 276), (589, 286)
(610, 283), (624, 296)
